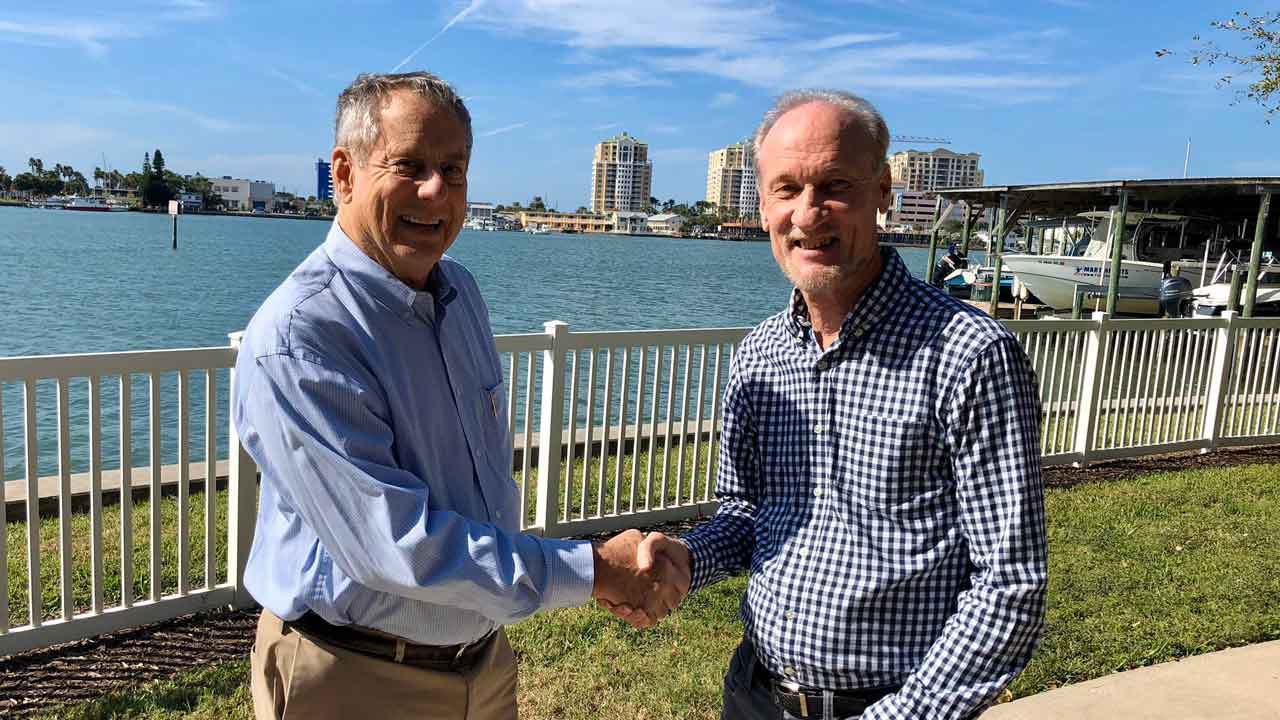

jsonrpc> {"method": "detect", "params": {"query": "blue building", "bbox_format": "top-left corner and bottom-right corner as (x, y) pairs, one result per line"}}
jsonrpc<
(316, 158), (332, 200)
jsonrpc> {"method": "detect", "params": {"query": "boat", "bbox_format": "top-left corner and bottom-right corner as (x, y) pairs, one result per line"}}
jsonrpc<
(64, 196), (129, 212)
(525, 225), (550, 235)
(29, 195), (71, 209)
(998, 211), (1228, 315)
(1193, 283), (1280, 317)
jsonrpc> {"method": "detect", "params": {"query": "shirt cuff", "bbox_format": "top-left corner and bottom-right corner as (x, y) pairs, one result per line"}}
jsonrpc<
(539, 538), (596, 609)
(679, 533), (719, 592)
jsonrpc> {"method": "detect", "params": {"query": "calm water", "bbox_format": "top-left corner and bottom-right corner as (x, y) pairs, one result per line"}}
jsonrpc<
(0, 207), (944, 480)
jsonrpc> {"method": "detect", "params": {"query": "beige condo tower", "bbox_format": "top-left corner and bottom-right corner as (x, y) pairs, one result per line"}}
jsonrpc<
(590, 132), (653, 214)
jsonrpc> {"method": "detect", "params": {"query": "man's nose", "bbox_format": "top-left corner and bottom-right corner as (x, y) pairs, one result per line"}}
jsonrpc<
(416, 170), (448, 201)
(790, 187), (825, 229)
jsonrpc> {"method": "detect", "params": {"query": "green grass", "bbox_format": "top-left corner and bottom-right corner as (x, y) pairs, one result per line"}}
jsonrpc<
(6, 487), (228, 629)
(20, 461), (1280, 719)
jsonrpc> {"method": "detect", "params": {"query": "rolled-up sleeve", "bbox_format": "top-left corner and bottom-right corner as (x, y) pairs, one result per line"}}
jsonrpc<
(239, 352), (594, 624)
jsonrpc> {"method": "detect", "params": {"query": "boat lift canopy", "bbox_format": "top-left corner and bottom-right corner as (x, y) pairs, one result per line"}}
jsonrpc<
(934, 177), (1280, 317)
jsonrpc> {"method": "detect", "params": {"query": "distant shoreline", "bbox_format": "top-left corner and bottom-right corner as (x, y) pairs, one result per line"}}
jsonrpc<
(0, 202), (335, 221)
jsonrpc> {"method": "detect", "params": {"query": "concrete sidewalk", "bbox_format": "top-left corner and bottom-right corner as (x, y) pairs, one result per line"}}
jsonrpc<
(983, 640), (1280, 719)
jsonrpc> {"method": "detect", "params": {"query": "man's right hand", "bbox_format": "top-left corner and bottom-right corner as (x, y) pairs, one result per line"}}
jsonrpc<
(591, 530), (690, 629)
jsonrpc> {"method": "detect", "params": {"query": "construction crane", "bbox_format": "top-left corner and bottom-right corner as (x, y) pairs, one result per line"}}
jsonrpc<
(891, 135), (951, 145)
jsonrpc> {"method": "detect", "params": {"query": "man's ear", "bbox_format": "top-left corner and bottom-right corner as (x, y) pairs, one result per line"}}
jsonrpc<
(332, 147), (354, 204)
(876, 163), (893, 214)
(759, 198), (769, 232)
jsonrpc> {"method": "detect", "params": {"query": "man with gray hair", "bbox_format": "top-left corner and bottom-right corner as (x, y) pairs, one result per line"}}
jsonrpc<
(629, 90), (1048, 718)
(235, 71), (684, 720)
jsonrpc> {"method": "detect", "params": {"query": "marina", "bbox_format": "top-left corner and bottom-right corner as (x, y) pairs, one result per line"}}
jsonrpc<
(933, 177), (1280, 319)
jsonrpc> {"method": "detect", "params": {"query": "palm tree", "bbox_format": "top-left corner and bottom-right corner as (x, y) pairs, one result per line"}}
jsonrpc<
(28, 157), (42, 174)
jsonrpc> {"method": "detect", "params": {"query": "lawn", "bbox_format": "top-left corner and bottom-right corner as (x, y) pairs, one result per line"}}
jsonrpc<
(19, 460), (1280, 719)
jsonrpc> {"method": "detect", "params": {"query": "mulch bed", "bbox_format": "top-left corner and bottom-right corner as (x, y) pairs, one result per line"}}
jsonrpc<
(2, 444), (1277, 717)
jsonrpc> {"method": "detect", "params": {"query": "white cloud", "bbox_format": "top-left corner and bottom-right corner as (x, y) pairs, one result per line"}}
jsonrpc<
(593, 122), (621, 131)
(812, 32), (900, 50)
(0, 18), (138, 56)
(0, 122), (113, 158)
(561, 68), (670, 89)
(469, 1), (1080, 101)
(99, 98), (244, 132)
(709, 91), (738, 108)
(471, 0), (777, 51)
(0, 3), (222, 57)
(650, 124), (681, 135)
(480, 121), (529, 137)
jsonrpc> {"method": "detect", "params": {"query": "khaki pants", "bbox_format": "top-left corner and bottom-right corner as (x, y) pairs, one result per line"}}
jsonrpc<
(250, 610), (518, 720)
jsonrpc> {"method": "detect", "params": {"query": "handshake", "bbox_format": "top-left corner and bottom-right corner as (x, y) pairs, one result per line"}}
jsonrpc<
(590, 530), (691, 629)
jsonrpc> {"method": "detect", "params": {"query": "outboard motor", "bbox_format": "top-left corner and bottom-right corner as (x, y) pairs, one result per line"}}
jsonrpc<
(932, 245), (968, 288)
(1159, 276), (1194, 318)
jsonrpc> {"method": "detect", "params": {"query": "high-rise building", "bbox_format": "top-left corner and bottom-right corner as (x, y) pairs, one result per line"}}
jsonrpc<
(888, 148), (983, 192)
(706, 140), (758, 218)
(316, 159), (332, 201)
(590, 132), (652, 214)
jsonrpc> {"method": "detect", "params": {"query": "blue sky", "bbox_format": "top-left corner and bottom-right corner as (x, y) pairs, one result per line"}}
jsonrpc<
(2, 0), (1278, 208)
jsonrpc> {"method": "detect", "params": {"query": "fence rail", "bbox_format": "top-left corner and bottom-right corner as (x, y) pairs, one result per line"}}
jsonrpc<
(1, 312), (1278, 656)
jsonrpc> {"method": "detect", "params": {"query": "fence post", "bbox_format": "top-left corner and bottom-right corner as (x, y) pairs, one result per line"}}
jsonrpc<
(1201, 311), (1238, 453)
(226, 332), (258, 608)
(534, 321), (568, 538)
(1072, 311), (1109, 466)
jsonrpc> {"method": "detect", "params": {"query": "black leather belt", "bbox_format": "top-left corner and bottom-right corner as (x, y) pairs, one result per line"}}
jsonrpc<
(756, 662), (898, 718)
(283, 611), (495, 671)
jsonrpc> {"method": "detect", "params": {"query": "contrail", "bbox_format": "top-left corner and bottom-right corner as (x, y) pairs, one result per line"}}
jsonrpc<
(392, 0), (484, 71)
(480, 121), (528, 137)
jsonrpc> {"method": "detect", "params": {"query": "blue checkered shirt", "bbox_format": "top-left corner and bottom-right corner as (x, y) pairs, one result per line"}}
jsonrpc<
(682, 248), (1048, 719)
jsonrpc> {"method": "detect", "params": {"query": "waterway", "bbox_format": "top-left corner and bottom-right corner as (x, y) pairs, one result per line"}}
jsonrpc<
(0, 208), (961, 480)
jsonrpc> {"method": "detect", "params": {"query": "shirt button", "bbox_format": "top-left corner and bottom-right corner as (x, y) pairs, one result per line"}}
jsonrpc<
(785, 610), (796, 621)
(816, 359), (828, 371)
(852, 328), (865, 337)
(813, 487), (823, 498)
(797, 546), (809, 557)
(813, 424), (826, 435)
(783, 666), (796, 678)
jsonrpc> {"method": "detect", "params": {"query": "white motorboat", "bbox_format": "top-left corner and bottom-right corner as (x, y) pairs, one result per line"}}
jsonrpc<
(1193, 283), (1280, 316)
(29, 195), (71, 209)
(64, 196), (130, 212)
(999, 211), (1225, 315)
(525, 225), (550, 235)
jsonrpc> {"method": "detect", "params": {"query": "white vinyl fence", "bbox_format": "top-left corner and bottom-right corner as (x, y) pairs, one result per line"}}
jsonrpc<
(1, 312), (1278, 656)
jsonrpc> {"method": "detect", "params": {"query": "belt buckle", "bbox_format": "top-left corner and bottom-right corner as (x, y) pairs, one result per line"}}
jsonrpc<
(778, 679), (810, 718)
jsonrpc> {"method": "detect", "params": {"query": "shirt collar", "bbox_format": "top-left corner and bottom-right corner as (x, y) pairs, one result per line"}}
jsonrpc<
(784, 247), (909, 343)
(322, 221), (457, 323)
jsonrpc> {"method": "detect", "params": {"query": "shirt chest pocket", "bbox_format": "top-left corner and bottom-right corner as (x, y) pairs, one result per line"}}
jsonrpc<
(835, 413), (942, 512)
(477, 380), (513, 481)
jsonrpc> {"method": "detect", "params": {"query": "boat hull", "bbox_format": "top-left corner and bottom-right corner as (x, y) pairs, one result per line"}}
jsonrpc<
(1000, 254), (1212, 315)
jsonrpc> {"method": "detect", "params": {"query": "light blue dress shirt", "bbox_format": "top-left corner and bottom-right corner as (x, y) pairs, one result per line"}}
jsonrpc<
(234, 221), (595, 645)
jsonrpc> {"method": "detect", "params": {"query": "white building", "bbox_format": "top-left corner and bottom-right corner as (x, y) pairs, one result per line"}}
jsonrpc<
(467, 202), (495, 220)
(611, 211), (650, 235)
(646, 213), (684, 236)
(211, 176), (274, 211)
(178, 192), (203, 212)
